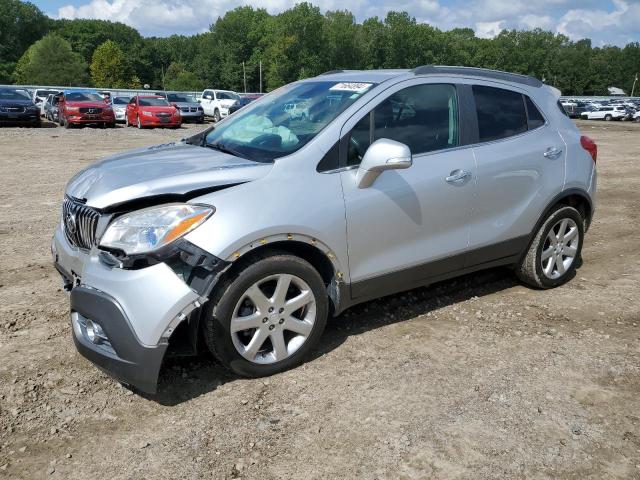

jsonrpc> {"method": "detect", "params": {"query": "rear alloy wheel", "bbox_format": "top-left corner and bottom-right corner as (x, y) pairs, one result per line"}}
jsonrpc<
(516, 205), (584, 289)
(203, 252), (328, 377)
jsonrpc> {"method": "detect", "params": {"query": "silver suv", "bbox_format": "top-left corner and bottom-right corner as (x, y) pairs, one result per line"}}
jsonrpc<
(52, 66), (597, 393)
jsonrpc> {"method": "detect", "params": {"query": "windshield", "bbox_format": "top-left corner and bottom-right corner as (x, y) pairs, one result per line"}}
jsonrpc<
(36, 90), (59, 97)
(66, 92), (103, 102)
(167, 93), (195, 103)
(139, 97), (170, 107)
(112, 97), (130, 105)
(0, 89), (31, 101)
(216, 91), (240, 100)
(204, 81), (374, 161)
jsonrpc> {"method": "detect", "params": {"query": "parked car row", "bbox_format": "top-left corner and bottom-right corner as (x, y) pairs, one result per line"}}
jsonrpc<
(1, 86), (267, 128)
(562, 98), (640, 122)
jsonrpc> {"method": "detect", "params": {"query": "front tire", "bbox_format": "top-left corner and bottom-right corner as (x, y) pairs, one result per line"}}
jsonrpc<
(213, 109), (221, 122)
(136, 116), (142, 129)
(516, 205), (584, 289)
(605, 114), (612, 121)
(203, 252), (328, 377)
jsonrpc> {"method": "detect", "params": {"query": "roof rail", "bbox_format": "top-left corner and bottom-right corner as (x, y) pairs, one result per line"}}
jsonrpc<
(318, 70), (344, 76)
(411, 65), (543, 88)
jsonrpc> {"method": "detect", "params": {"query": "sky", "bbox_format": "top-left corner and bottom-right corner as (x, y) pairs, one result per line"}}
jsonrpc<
(33, 0), (640, 47)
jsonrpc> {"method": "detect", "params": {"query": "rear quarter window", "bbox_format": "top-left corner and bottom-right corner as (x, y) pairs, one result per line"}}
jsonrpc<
(557, 101), (569, 116)
(473, 85), (527, 142)
(525, 96), (545, 129)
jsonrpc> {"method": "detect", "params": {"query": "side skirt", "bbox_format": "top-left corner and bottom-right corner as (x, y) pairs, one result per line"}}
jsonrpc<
(336, 235), (528, 314)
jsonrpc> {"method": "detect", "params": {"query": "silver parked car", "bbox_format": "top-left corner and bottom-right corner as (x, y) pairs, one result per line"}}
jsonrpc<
(111, 96), (131, 123)
(43, 94), (60, 122)
(52, 66), (597, 393)
(165, 92), (204, 123)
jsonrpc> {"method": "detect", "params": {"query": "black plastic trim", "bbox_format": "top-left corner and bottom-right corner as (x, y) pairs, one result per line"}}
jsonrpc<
(70, 286), (168, 394)
(344, 235), (529, 308)
(456, 83), (480, 145)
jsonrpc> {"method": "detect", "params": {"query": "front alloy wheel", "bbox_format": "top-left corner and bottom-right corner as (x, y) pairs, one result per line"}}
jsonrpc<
(203, 252), (328, 377)
(231, 274), (316, 364)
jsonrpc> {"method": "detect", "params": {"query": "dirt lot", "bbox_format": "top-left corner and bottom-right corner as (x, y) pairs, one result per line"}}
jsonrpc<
(0, 119), (639, 479)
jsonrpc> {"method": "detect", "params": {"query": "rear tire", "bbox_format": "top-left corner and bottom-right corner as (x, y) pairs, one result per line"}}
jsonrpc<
(516, 205), (584, 289)
(202, 252), (328, 377)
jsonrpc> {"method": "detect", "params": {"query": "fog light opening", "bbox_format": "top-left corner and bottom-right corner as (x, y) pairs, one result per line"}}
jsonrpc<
(85, 319), (106, 344)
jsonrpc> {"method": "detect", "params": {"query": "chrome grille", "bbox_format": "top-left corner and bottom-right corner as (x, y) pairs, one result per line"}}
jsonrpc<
(62, 197), (100, 249)
(79, 107), (103, 114)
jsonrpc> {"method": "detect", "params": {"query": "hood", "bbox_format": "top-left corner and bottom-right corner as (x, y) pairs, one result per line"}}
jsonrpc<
(66, 142), (272, 210)
(0, 98), (35, 107)
(218, 99), (237, 108)
(141, 105), (177, 113)
(66, 101), (109, 108)
(172, 101), (200, 108)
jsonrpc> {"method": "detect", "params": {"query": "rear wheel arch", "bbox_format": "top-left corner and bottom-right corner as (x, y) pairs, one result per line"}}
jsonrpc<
(554, 191), (593, 231)
(520, 189), (592, 263)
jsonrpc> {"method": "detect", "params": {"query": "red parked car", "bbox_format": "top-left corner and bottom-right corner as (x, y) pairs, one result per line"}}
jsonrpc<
(58, 90), (115, 128)
(125, 95), (181, 129)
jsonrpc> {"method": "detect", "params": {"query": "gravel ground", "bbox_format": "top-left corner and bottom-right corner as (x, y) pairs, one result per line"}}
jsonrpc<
(0, 120), (639, 479)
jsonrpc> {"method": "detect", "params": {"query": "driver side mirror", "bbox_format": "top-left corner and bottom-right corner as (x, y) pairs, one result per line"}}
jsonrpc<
(355, 138), (412, 189)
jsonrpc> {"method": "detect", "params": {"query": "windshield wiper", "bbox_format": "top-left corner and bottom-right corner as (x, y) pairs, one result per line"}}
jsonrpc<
(205, 142), (247, 159)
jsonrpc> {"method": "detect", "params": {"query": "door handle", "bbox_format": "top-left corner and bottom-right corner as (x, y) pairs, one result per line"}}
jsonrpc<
(445, 169), (472, 184)
(543, 147), (563, 159)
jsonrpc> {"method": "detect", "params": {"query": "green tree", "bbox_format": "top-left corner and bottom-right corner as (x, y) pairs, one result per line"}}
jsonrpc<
(90, 40), (137, 88)
(53, 19), (142, 63)
(0, 0), (50, 82)
(13, 33), (88, 85)
(163, 62), (204, 91)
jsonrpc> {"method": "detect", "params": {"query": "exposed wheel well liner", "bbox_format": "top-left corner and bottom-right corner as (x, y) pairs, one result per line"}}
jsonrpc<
(225, 241), (336, 288)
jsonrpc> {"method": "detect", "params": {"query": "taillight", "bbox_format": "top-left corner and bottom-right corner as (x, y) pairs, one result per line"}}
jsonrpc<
(580, 135), (597, 163)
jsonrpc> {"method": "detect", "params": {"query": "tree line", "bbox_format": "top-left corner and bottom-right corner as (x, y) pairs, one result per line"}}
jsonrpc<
(1, 0), (639, 95)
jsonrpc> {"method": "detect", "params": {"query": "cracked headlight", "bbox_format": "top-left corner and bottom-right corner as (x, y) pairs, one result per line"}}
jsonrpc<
(99, 204), (213, 255)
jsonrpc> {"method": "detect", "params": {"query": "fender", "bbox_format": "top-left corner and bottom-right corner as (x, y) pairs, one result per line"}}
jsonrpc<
(222, 232), (345, 276)
(519, 187), (593, 263)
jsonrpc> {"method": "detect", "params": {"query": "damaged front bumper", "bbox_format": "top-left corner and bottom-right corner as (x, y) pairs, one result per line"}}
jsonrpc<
(52, 225), (228, 393)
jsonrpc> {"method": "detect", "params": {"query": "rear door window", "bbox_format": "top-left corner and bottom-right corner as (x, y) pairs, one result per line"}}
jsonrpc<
(473, 85), (527, 142)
